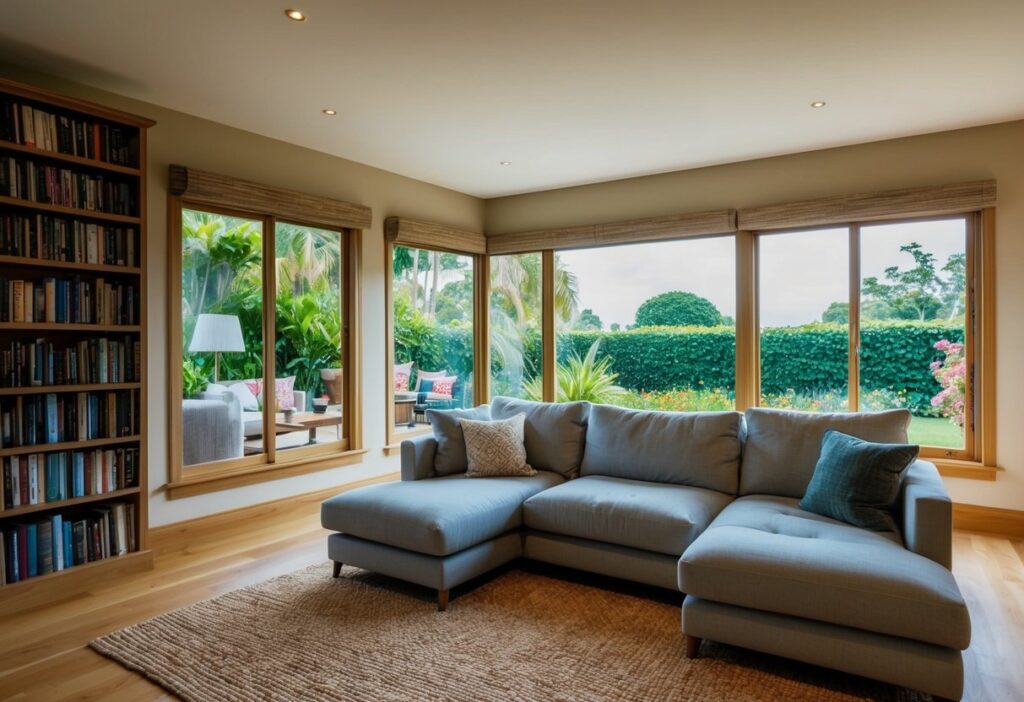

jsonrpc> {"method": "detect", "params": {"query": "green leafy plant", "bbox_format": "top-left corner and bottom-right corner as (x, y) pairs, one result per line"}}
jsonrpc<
(634, 291), (722, 328)
(523, 340), (626, 403)
(182, 355), (211, 398)
(275, 291), (342, 404)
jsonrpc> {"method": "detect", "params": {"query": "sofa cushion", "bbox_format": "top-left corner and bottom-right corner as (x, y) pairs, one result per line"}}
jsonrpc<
(491, 396), (589, 479)
(320, 471), (563, 557)
(740, 408), (911, 498)
(426, 405), (492, 476)
(462, 414), (534, 478)
(524, 475), (732, 556)
(800, 430), (918, 532)
(580, 404), (742, 494)
(678, 495), (970, 650)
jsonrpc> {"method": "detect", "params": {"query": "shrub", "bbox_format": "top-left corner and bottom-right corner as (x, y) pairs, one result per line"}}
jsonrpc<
(634, 291), (722, 327)
(930, 339), (966, 426)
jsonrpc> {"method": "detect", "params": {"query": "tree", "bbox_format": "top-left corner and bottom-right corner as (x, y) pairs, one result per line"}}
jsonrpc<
(862, 243), (945, 321)
(573, 308), (603, 331)
(821, 302), (848, 324)
(634, 291), (722, 328)
(610, 323), (621, 332)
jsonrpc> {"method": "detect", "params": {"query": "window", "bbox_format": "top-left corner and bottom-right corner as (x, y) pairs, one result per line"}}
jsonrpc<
(859, 218), (969, 452)
(758, 227), (849, 411)
(553, 237), (736, 410)
(489, 253), (542, 399)
(390, 246), (475, 436)
(753, 215), (978, 459)
(168, 165), (367, 496)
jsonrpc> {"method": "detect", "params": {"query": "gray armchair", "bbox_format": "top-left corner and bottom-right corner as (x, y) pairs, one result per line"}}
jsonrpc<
(181, 394), (244, 466)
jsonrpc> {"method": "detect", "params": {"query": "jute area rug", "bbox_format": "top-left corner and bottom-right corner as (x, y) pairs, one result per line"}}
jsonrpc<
(91, 562), (926, 701)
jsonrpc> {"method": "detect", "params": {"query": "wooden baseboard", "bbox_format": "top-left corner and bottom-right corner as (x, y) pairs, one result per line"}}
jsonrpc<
(150, 471), (399, 547)
(953, 503), (1024, 538)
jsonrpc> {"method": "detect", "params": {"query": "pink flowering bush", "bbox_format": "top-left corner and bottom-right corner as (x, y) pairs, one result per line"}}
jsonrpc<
(930, 339), (966, 427)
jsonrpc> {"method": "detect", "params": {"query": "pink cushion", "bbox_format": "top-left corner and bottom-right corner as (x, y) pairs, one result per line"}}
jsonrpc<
(415, 369), (448, 391)
(431, 376), (457, 399)
(275, 376), (296, 410)
(394, 372), (410, 392)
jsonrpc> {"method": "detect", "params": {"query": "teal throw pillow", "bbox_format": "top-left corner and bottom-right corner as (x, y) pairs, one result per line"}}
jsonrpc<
(799, 429), (919, 533)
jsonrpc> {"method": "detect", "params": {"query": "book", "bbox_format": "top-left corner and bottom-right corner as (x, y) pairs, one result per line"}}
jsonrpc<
(37, 519), (53, 574)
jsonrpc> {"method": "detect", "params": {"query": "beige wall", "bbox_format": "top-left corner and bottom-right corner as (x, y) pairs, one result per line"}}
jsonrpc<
(0, 64), (485, 526)
(487, 120), (1024, 510)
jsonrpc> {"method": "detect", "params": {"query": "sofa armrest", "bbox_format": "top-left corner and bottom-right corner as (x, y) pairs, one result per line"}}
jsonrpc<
(900, 460), (953, 569)
(400, 434), (437, 481)
(292, 390), (307, 411)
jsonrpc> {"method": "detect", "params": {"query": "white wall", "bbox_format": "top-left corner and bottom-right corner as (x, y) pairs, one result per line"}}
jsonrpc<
(0, 64), (485, 526)
(487, 120), (1024, 511)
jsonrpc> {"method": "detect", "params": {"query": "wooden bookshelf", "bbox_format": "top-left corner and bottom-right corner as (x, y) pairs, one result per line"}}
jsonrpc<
(0, 77), (153, 598)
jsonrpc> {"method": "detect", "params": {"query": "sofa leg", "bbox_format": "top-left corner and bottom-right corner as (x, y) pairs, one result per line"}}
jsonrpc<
(438, 589), (449, 612)
(684, 635), (702, 659)
(332, 561), (342, 578)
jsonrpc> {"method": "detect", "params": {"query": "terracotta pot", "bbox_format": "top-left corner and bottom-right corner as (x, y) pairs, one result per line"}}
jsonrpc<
(320, 368), (344, 404)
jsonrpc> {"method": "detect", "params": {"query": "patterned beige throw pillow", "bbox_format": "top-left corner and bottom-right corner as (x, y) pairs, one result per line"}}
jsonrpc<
(460, 413), (535, 477)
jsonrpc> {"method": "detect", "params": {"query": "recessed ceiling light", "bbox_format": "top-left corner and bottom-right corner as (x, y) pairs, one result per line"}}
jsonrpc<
(285, 9), (306, 21)
(499, 161), (512, 166)
(810, 101), (826, 108)
(322, 109), (337, 116)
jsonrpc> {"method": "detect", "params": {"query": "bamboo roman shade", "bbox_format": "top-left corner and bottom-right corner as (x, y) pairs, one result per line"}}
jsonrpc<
(486, 209), (737, 255)
(384, 217), (487, 255)
(169, 165), (372, 230)
(738, 180), (996, 231)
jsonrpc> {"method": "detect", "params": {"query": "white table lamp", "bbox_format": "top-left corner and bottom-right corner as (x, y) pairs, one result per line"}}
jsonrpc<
(188, 313), (245, 382)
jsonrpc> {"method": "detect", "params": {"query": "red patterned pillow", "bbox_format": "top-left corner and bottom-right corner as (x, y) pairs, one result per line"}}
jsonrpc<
(431, 376), (456, 399)
(394, 372), (410, 392)
(275, 376), (296, 410)
(243, 379), (263, 400)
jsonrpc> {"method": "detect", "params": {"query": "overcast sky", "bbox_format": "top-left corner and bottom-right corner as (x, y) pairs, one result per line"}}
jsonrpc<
(560, 219), (966, 329)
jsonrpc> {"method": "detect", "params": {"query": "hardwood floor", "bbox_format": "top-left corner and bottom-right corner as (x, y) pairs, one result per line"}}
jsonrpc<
(0, 492), (1020, 701)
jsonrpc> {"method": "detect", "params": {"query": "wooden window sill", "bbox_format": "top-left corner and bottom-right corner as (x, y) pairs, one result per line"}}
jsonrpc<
(165, 449), (368, 499)
(934, 458), (999, 481)
(384, 426), (433, 455)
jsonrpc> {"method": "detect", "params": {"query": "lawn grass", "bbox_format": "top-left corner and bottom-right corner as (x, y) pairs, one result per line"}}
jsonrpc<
(908, 416), (962, 449)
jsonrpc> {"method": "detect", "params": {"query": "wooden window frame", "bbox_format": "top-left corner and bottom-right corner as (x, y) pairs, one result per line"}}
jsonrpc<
(167, 167), (368, 497)
(383, 227), (487, 453)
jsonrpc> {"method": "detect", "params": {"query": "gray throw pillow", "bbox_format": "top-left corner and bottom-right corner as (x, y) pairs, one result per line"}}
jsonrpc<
(490, 396), (589, 478)
(426, 405), (492, 475)
(461, 414), (535, 478)
(800, 429), (919, 532)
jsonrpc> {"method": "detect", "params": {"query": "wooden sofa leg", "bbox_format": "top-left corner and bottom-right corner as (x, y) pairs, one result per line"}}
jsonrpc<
(684, 635), (702, 659)
(438, 589), (449, 612)
(332, 561), (342, 578)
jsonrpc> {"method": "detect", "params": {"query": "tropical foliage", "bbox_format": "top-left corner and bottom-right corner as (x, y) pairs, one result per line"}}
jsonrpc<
(523, 340), (626, 403)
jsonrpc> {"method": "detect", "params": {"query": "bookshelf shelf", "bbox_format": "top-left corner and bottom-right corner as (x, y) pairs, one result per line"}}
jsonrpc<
(0, 195), (140, 225)
(0, 486), (140, 519)
(0, 435), (140, 458)
(0, 139), (141, 176)
(0, 255), (140, 275)
(0, 78), (152, 594)
(0, 382), (141, 396)
(0, 322), (140, 332)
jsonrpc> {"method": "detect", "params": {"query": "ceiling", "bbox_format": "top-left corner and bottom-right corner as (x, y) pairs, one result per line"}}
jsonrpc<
(2, 0), (1022, 198)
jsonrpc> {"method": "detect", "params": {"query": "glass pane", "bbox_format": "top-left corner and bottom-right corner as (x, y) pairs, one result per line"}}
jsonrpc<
(490, 253), (542, 399)
(274, 222), (345, 452)
(392, 246), (474, 433)
(859, 219), (967, 449)
(180, 209), (264, 466)
(759, 228), (849, 412)
(554, 237), (736, 410)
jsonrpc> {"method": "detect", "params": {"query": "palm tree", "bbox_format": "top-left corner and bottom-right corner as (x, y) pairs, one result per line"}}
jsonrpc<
(275, 223), (340, 297)
(490, 254), (579, 327)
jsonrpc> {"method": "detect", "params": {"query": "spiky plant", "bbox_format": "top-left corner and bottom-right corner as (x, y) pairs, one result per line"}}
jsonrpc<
(523, 340), (625, 404)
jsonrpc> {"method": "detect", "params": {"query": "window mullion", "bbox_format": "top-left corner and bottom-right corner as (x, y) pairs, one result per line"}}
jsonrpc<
(541, 250), (556, 402)
(264, 215), (277, 464)
(848, 224), (861, 412)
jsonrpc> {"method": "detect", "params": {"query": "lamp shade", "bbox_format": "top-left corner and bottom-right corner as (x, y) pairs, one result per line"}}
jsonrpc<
(188, 314), (245, 353)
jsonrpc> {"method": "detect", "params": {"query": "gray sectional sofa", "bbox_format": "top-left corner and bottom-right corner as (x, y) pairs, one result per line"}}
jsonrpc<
(321, 397), (970, 701)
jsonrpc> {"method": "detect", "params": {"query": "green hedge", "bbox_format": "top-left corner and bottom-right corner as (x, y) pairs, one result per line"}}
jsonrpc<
(399, 321), (963, 413)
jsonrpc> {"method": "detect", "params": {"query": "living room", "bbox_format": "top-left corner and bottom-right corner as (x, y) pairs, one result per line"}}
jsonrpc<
(0, 2), (1021, 701)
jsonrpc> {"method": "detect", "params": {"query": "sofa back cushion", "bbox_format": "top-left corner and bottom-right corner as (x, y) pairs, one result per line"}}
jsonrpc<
(580, 404), (743, 494)
(739, 407), (912, 498)
(490, 396), (590, 479)
(427, 405), (492, 476)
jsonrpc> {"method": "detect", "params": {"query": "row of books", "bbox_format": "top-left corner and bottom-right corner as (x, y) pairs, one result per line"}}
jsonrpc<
(0, 336), (141, 388)
(0, 210), (138, 266)
(1, 446), (139, 510)
(0, 500), (135, 584)
(0, 156), (136, 216)
(0, 390), (139, 448)
(0, 97), (136, 167)
(0, 276), (139, 325)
